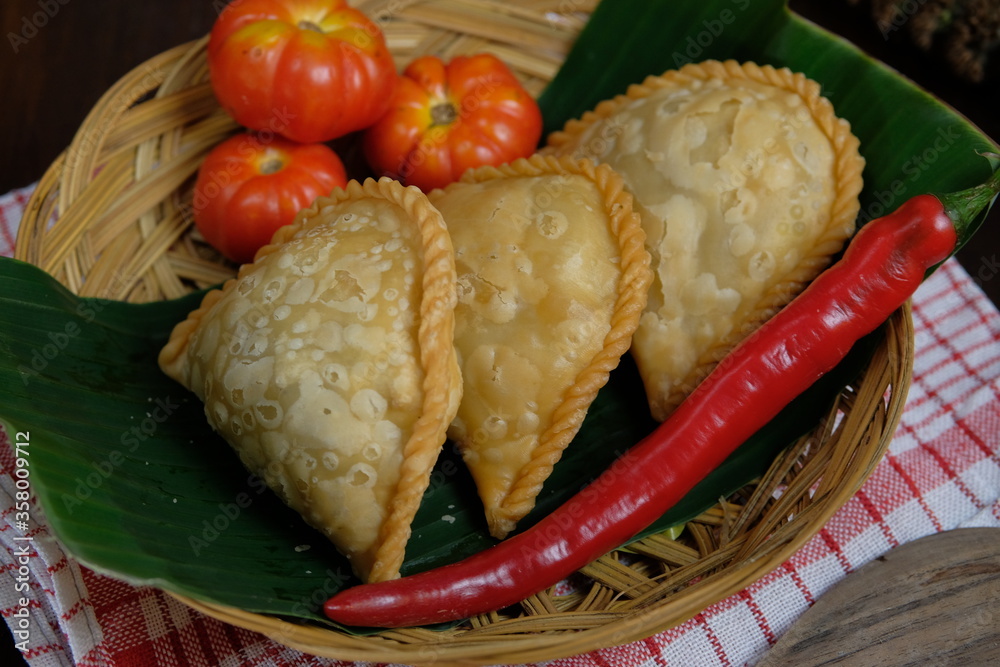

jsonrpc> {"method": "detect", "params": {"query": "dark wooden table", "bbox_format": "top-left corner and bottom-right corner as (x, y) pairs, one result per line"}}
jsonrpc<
(1, 1), (998, 664)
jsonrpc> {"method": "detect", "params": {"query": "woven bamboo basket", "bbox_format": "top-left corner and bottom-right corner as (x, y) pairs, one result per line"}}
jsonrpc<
(14, 1), (914, 664)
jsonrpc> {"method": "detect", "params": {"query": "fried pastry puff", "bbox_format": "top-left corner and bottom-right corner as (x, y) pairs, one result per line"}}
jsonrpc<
(159, 178), (461, 583)
(428, 154), (652, 539)
(545, 60), (865, 422)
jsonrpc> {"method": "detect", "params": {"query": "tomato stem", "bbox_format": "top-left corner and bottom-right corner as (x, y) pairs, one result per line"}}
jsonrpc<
(297, 20), (324, 33)
(430, 102), (458, 127)
(259, 157), (285, 175)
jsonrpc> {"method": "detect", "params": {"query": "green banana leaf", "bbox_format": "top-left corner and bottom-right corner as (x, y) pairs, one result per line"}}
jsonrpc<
(0, 255), (872, 631)
(1, 0), (997, 632)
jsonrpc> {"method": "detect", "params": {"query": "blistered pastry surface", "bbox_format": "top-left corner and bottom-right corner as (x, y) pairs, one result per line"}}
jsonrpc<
(430, 155), (650, 538)
(547, 61), (863, 420)
(159, 179), (459, 582)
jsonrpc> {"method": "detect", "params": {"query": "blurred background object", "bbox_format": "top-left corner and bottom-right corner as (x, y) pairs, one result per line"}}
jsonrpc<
(848, 0), (999, 85)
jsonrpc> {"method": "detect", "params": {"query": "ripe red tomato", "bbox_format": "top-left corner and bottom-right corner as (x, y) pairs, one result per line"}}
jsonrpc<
(362, 53), (543, 192)
(191, 132), (347, 264)
(208, 0), (397, 143)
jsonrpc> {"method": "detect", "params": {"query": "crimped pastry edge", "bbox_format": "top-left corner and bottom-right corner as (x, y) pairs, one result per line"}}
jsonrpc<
(545, 59), (865, 421)
(157, 177), (461, 583)
(432, 153), (653, 538)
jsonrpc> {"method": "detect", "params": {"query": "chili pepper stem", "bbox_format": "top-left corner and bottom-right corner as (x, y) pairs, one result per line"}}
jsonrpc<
(936, 158), (1000, 243)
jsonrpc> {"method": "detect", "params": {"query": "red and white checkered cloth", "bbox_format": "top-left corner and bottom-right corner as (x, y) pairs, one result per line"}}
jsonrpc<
(2, 182), (999, 667)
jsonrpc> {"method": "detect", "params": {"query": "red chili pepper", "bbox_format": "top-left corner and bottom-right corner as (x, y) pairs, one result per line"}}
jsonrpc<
(323, 164), (1000, 628)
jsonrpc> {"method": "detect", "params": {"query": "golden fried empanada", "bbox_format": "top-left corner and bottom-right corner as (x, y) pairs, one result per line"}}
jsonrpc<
(159, 178), (461, 583)
(428, 154), (651, 539)
(545, 60), (865, 421)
